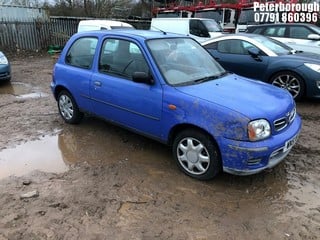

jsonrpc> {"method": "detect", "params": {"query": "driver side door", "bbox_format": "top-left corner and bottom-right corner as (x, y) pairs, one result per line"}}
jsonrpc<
(90, 38), (163, 138)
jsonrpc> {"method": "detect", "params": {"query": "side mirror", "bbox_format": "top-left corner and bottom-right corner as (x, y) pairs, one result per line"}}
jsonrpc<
(307, 34), (320, 40)
(248, 47), (260, 56)
(132, 72), (154, 85)
(247, 47), (262, 61)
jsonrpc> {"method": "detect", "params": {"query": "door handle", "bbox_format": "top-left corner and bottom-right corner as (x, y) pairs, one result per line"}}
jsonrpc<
(94, 81), (102, 87)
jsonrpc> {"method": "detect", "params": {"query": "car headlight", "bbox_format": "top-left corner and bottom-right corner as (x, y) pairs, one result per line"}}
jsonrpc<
(0, 55), (8, 65)
(304, 63), (320, 73)
(248, 119), (271, 141)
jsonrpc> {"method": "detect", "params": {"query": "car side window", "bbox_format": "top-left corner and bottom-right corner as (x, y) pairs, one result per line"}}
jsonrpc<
(264, 26), (286, 37)
(99, 38), (149, 79)
(289, 26), (313, 39)
(204, 42), (218, 50)
(217, 39), (248, 55)
(241, 41), (257, 54)
(251, 27), (264, 34)
(66, 37), (98, 69)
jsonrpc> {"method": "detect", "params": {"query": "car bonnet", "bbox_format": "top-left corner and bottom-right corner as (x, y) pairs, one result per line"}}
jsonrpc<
(279, 52), (320, 63)
(175, 74), (294, 120)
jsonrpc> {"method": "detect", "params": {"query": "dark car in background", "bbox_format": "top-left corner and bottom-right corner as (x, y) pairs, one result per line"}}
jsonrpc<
(246, 23), (320, 54)
(0, 51), (11, 82)
(202, 34), (320, 100)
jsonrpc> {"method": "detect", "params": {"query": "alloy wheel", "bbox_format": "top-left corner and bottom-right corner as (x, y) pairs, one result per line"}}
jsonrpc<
(271, 73), (301, 99)
(59, 94), (74, 120)
(176, 137), (210, 175)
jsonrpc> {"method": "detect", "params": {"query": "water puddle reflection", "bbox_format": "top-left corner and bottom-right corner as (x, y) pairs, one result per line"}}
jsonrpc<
(0, 119), (172, 180)
(0, 82), (47, 99)
(0, 135), (68, 180)
(0, 82), (32, 95)
(16, 92), (49, 99)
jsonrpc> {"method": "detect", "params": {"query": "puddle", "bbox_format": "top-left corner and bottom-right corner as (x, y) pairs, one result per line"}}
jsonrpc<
(0, 135), (68, 180)
(0, 82), (32, 95)
(16, 92), (49, 99)
(0, 82), (47, 99)
(0, 119), (172, 180)
(57, 120), (172, 168)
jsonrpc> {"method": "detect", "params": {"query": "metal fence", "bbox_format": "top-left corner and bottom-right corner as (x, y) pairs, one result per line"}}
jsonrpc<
(0, 16), (151, 52)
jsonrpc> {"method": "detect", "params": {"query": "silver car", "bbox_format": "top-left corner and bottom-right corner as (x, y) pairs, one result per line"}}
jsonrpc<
(246, 23), (320, 54)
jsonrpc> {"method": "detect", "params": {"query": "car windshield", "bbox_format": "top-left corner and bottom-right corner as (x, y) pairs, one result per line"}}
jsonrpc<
(194, 10), (223, 23)
(309, 25), (320, 35)
(252, 35), (292, 55)
(202, 19), (223, 32)
(147, 38), (226, 86)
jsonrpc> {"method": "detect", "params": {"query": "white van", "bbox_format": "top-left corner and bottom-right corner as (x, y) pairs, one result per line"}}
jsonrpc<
(77, 20), (134, 33)
(150, 18), (223, 42)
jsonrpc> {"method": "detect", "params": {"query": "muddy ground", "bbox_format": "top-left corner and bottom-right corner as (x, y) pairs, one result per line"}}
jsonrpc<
(0, 55), (319, 240)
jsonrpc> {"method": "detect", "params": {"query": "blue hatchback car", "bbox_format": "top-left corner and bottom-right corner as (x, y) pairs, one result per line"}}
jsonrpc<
(0, 51), (11, 82)
(51, 30), (301, 180)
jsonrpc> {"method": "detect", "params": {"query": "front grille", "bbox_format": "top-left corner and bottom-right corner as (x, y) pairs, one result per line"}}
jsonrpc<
(289, 107), (296, 122)
(274, 107), (296, 131)
(274, 117), (287, 131)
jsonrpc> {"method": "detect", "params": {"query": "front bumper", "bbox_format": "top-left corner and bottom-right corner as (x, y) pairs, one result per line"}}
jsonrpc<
(220, 114), (301, 175)
(295, 65), (320, 99)
(0, 64), (11, 81)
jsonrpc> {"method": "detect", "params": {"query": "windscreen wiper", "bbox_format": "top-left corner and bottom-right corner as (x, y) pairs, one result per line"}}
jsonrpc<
(194, 72), (229, 83)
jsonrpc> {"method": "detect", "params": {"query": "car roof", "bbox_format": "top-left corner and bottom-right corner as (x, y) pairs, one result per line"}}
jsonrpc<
(202, 33), (262, 43)
(247, 23), (318, 28)
(151, 17), (217, 21)
(79, 19), (129, 25)
(73, 29), (187, 41)
(201, 33), (279, 56)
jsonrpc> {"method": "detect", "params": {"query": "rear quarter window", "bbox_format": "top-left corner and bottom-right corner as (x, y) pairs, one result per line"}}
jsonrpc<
(66, 37), (98, 69)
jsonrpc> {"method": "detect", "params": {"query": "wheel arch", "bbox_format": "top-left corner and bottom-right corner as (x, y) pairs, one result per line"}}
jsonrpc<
(168, 124), (220, 152)
(54, 85), (71, 100)
(169, 123), (223, 180)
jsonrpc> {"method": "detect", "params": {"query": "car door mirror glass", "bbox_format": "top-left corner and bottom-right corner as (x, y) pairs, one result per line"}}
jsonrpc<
(307, 34), (320, 40)
(247, 47), (260, 56)
(132, 72), (153, 84)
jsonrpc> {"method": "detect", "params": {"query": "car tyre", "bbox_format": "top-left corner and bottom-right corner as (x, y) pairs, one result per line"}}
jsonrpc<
(173, 129), (221, 180)
(270, 71), (305, 100)
(57, 90), (83, 124)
